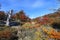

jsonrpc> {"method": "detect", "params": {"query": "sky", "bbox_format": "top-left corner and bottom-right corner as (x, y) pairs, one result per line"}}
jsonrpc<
(0, 0), (60, 18)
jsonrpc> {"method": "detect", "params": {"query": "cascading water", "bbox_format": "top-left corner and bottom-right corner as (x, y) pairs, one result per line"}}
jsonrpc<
(6, 10), (11, 26)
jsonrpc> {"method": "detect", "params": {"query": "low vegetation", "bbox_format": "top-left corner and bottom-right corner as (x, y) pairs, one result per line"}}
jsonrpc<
(0, 26), (18, 40)
(0, 9), (60, 40)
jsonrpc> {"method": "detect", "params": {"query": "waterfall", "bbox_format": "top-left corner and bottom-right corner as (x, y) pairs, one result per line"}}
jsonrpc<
(6, 10), (11, 26)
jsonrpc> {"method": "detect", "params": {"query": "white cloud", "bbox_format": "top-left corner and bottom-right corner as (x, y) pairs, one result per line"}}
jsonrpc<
(32, 0), (44, 8)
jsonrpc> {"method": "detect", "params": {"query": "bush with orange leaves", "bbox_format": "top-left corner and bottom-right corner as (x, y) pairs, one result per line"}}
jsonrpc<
(0, 29), (12, 38)
(49, 30), (60, 39)
(0, 27), (17, 39)
(41, 25), (60, 39)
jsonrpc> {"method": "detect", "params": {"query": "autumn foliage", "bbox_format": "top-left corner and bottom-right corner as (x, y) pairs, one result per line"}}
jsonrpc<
(0, 29), (12, 38)
(0, 11), (6, 20)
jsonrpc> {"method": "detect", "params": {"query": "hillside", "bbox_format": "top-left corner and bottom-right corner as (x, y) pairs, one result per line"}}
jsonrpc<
(33, 9), (60, 24)
(19, 10), (60, 40)
(0, 9), (60, 40)
(43, 11), (60, 18)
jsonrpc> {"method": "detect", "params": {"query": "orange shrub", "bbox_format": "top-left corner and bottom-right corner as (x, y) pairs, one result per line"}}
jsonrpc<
(0, 30), (12, 38)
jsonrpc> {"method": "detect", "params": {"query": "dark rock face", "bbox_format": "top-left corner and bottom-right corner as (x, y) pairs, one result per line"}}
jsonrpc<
(10, 35), (18, 40)
(52, 23), (60, 30)
(10, 31), (18, 40)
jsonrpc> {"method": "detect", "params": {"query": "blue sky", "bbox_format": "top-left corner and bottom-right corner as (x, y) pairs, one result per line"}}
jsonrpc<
(0, 0), (60, 18)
